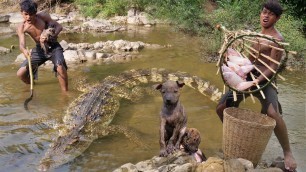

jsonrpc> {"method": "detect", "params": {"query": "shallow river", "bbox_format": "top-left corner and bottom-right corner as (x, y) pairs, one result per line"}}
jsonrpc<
(0, 25), (305, 171)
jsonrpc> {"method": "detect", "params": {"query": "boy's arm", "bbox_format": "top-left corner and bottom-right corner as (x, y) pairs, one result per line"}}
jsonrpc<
(38, 11), (63, 37)
(17, 24), (30, 57)
(254, 43), (283, 84)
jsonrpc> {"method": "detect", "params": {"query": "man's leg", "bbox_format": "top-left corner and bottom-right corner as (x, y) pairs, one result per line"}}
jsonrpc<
(216, 101), (227, 122)
(17, 66), (30, 84)
(56, 65), (68, 91)
(216, 91), (244, 122)
(266, 104), (297, 171)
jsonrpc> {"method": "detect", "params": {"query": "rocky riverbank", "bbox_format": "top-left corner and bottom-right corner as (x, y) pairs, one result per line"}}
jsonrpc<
(113, 151), (286, 172)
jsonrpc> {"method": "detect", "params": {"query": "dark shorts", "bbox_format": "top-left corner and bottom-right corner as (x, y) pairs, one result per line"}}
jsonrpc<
(20, 42), (68, 79)
(218, 84), (282, 115)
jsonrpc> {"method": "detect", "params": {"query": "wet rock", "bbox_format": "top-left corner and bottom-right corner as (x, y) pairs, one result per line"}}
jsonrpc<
(224, 159), (245, 172)
(196, 157), (224, 172)
(237, 158), (254, 170)
(8, 12), (23, 23)
(113, 163), (138, 172)
(59, 40), (69, 50)
(96, 53), (109, 59)
(63, 50), (79, 63)
(269, 156), (286, 172)
(0, 14), (9, 23)
(84, 51), (96, 61)
(247, 168), (283, 172)
(0, 46), (10, 54)
(15, 53), (26, 62)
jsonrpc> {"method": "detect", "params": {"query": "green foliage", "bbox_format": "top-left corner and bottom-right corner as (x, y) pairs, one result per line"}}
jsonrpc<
(147, 0), (206, 33)
(276, 14), (306, 57)
(100, 0), (127, 17)
(207, 0), (264, 30)
(75, 0), (104, 17)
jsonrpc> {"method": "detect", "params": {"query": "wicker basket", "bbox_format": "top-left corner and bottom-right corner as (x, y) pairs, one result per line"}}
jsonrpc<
(223, 107), (276, 166)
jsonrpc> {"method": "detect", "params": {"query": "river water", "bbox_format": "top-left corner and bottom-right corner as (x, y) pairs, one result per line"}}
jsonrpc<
(0, 25), (305, 172)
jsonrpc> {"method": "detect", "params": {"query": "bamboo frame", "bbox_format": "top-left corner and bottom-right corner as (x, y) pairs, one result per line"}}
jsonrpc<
(240, 52), (278, 89)
(243, 47), (286, 81)
(216, 25), (290, 95)
(239, 41), (280, 65)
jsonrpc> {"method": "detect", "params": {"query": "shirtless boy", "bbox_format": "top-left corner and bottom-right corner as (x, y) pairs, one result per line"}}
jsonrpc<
(216, 0), (297, 171)
(17, 0), (68, 91)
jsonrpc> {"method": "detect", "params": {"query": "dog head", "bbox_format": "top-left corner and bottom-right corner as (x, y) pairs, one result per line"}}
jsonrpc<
(155, 80), (185, 106)
(182, 128), (201, 154)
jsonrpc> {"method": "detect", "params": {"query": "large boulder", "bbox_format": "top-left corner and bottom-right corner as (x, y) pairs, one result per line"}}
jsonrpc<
(0, 26), (14, 35)
(8, 12), (23, 23)
(0, 14), (10, 23)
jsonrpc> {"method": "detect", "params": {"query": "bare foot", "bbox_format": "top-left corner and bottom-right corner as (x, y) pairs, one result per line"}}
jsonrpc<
(284, 151), (297, 172)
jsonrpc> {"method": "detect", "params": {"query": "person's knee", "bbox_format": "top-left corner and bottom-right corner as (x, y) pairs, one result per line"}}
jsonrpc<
(266, 103), (282, 121)
(216, 102), (226, 121)
(17, 67), (27, 79)
(56, 65), (67, 75)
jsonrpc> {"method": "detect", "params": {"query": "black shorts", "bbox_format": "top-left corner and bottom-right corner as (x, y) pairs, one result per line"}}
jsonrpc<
(218, 84), (282, 115)
(20, 42), (68, 79)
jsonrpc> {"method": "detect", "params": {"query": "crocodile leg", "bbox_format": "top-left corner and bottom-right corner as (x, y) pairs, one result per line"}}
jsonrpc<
(94, 125), (149, 149)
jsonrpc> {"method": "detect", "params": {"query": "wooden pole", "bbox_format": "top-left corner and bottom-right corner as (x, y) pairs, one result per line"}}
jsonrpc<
(250, 72), (266, 99)
(242, 45), (286, 81)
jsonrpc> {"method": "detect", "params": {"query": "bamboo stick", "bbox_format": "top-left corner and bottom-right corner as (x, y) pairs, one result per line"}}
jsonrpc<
(239, 30), (290, 46)
(242, 45), (286, 81)
(243, 37), (285, 51)
(253, 66), (278, 89)
(243, 93), (245, 103)
(250, 72), (266, 99)
(241, 52), (278, 89)
(242, 42), (280, 65)
(223, 85), (226, 94)
(250, 92), (256, 103)
(233, 91), (237, 101)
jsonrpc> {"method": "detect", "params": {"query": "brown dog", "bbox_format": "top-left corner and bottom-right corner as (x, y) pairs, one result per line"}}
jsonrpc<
(40, 26), (56, 57)
(155, 80), (187, 157)
(181, 128), (207, 162)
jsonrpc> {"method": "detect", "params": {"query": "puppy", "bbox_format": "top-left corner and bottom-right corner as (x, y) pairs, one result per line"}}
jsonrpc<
(40, 26), (56, 57)
(181, 128), (207, 162)
(155, 80), (187, 157)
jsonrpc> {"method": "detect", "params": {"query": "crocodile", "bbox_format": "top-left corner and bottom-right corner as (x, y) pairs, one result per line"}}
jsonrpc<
(37, 68), (223, 171)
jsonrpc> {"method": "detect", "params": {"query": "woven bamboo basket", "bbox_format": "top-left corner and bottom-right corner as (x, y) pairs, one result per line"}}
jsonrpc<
(223, 107), (276, 166)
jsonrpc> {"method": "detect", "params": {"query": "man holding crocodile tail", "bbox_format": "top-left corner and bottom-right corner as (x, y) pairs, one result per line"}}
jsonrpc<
(216, 0), (297, 171)
(17, 0), (68, 91)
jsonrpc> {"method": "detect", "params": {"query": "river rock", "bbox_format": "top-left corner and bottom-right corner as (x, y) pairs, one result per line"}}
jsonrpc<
(224, 159), (245, 172)
(113, 163), (138, 172)
(196, 157), (224, 172)
(247, 168), (283, 172)
(59, 40), (69, 50)
(63, 50), (79, 63)
(8, 12), (23, 23)
(84, 51), (96, 61)
(0, 26), (14, 34)
(0, 14), (9, 23)
(237, 158), (254, 170)
(15, 53), (26, 62)
(0, 46), (10, 54)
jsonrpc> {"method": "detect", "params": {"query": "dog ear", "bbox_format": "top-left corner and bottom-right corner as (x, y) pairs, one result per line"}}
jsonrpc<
(176, 81), (185, 88)
(153, 83), (163, 90)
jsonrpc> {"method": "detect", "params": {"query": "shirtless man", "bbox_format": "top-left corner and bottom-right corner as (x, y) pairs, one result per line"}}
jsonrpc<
(17, 0), (68, 91)
(216, 0), (297, 171)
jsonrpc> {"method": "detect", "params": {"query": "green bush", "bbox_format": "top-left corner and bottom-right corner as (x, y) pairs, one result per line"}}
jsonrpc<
(276, 14), (306, 57)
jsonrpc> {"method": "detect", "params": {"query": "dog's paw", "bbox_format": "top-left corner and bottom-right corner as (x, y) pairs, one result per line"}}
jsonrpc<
(166, 144), (175, 154)
(159, 149), (168, 157)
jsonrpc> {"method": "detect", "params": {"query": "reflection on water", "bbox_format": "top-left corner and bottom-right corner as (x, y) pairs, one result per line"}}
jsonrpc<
(0, 25), (305, 171)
